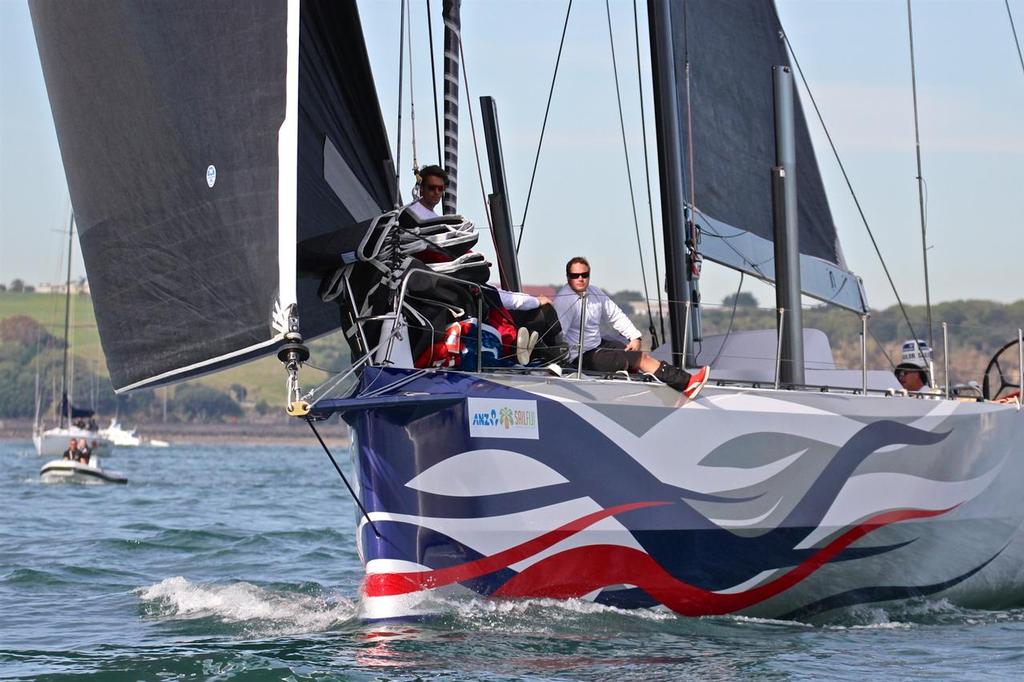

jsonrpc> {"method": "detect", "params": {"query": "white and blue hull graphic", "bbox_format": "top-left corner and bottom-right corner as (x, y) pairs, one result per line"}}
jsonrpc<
(322, 368), (1024, 620)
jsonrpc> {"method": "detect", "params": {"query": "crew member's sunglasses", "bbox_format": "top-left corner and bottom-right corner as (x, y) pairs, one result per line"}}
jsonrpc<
(423, 183), (445, 192)
(567, 271), (590, 279)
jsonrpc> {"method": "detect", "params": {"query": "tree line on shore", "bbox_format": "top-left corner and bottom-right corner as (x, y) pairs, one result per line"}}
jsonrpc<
(2, 294), (1021, 421)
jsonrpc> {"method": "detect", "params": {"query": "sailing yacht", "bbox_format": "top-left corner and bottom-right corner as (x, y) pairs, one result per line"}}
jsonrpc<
(32, 212), (111, 457)
(29, 0), (1023, 620)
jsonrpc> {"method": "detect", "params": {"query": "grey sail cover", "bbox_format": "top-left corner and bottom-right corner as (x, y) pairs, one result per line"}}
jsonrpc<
(668, 0), (865, 311)
(30, 0), (395, 391)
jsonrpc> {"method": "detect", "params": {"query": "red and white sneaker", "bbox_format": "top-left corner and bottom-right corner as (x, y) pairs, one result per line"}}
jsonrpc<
(683, 366), (711, 400)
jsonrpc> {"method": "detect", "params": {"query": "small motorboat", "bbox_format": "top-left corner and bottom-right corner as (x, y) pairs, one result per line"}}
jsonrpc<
(39, 456), (127, 484)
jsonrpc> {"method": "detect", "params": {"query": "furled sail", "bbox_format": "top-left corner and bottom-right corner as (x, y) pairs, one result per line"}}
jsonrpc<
(30, 0), (395, 392)
(667, 0), (866, 312)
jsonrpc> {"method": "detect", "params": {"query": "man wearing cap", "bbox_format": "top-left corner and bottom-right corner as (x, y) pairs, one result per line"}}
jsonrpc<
(895, 361), (929, 393)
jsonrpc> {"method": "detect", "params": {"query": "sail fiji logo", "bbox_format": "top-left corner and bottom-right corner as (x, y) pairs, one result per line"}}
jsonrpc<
(468, 398), (539, 439)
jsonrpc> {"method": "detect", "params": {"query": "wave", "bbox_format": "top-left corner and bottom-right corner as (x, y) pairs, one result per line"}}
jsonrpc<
(136, 576), (358, 635)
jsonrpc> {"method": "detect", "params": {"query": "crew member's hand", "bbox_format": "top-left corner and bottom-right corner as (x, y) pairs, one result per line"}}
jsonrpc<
(625, 338), (641, 352)
(536, 295), (552, 306)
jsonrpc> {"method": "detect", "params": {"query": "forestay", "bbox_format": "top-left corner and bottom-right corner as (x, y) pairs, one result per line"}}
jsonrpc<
(30, 0), (395, 391)
(666, 0), (866, 312)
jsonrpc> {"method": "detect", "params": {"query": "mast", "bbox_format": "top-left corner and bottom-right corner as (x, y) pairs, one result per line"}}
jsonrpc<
(59, 211), (74, 428)
(647, 0), (694, 366)
(442, 0), (460, 214)
(480, 96), (521, 291)
(772, 66), (804, 386)
(907, 0), (934, 349)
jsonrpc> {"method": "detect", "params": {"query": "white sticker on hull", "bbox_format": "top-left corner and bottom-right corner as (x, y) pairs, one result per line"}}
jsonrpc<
(468, 398), (540, 440)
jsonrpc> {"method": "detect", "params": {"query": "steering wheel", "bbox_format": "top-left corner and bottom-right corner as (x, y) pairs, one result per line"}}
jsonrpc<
(982, 338), (1022, 401)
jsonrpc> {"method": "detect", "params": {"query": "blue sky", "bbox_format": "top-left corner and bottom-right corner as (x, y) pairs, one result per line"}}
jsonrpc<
(2, 0), (1023, 313)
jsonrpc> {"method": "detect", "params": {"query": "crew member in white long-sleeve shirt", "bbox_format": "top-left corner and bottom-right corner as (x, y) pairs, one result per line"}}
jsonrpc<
(553, 256), (709, 397)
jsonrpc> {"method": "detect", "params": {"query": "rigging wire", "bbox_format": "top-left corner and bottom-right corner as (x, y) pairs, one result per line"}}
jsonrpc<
(778, 24), (927, 357)
(605, 0), (658, 346)
(407, 0), (419, 176)
(632, 0), (666, 346)
(703, 273), (745, 367)
(515, 0), (573, 254)
(457, 37), (493, 231)
(395, 0), (408, 201)
(1008, 0), (1024, 79)
(427, 0), (443, 166)
(906, 0), (935, 351)
(305, 418), (381, 538)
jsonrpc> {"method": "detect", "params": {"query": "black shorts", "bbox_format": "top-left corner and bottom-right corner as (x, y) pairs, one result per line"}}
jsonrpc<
(582, 339), (642, 373)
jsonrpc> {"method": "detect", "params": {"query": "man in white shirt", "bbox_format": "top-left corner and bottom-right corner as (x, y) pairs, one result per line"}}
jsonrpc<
(553, 256), (709, 398)
(405, 165), (447, 221)
(404, 164), (557, 363)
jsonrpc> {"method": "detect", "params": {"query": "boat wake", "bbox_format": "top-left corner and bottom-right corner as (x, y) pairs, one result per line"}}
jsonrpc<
(136, 576), (358, 634)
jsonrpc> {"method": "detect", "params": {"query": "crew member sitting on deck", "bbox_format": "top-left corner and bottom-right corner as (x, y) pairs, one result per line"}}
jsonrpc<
(552, 256), (710, 398)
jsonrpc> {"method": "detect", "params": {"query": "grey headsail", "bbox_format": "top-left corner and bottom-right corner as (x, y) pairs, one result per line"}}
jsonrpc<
(30, 0), (395, 392)
(667, 0), (866, 311)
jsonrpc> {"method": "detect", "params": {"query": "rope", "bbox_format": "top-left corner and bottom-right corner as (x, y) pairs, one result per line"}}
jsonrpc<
(427, 0), (443, 165)
(633, 0), (665, 346)
(702, 272), (745, 367)
(406, 0), (419, 178)
(457, 37), (493, 231)
(306, 419), (381, 538)
(1007, 0), (1024, 80)
(777, 21), (926, 352)
(906, 0), (934, 350)
(605, 0), (657, 346)
(395, 0), (407, 198)
(516, 0), (573, 253)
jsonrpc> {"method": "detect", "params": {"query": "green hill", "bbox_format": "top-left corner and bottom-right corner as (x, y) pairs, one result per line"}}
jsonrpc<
(0, 292), (347, 419)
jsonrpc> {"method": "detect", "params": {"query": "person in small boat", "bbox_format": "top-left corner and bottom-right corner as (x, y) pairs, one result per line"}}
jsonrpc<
(76, 440), (92, 465)
(62, 438), (79, 461)
(552, 256), (710, 397)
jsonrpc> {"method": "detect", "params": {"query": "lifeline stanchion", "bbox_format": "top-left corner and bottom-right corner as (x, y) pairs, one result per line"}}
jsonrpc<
(861, 314), (868, 395)
(306, 418), (381, 538)
(775, 308), (785, 390)
(576, 290), (588, 379)
(942, 322), (950, 399)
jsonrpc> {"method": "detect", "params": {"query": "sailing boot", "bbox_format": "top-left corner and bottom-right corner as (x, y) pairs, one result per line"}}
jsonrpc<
(654, 361), (690, 392)
(655, 362), (711, 400)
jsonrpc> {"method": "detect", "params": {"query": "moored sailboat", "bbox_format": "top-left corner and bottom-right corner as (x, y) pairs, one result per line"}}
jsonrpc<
(29, 0), (1023, 621)
(32, 211), (111, 457)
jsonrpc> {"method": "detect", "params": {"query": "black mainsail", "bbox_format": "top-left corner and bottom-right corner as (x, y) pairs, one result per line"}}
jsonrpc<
(667, 0), (866, 312)
(30, 0), (395, 392)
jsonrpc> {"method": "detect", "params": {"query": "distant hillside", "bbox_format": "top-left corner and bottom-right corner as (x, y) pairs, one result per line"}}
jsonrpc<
(0, 292), (348, 421)
(2, 291), (1021, 421)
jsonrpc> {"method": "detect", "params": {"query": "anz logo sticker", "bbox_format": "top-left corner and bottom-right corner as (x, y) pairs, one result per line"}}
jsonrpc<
(468, 398), (539, 440)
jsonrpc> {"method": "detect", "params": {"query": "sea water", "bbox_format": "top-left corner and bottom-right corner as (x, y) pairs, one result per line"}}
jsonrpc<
(2, 440), (1023, 680)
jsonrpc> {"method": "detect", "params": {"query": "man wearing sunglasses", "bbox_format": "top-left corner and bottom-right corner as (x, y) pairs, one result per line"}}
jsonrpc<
(405, 165), (448, 221)
(552, 256), (710, 399)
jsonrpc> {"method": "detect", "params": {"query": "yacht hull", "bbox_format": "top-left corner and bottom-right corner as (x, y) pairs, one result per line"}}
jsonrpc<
(334, 368), (1024, 620)
(33, 427), (112, 457)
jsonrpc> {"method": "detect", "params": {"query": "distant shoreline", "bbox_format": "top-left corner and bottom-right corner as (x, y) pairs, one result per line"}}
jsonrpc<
(0, 418), (349, 447)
